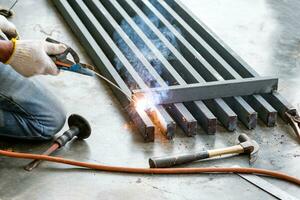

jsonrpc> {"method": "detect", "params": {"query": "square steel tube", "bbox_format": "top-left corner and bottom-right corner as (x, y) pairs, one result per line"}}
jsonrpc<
(165, 0), (297, 120)
(52, 0), (155, 141)
(133, 77), (278, 104)
(84, 0), (198, 138)
(67, 0), (179, 139)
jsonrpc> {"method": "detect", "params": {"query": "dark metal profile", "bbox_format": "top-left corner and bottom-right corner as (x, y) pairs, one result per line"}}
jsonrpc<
(133, 77), (278, 104)
(52, 0), (296, 141)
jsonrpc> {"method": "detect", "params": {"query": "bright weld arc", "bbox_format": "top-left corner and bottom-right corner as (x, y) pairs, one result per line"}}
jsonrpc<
(133, 93), (169, 134)
(134, 93), (157, 113)
(94, 71), (158, 114)
(95, 69), (166, 135)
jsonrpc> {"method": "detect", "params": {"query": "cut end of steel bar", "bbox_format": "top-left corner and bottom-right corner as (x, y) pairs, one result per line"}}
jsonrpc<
(266, 112), (277, 127)
(164, 104), (198, 136)
(247, 113), (258, 129)
(127, 105), (155, 142)
(206, 118), (217, 134)
(227, 116), (238, 132)
(147, 106), (176, 139)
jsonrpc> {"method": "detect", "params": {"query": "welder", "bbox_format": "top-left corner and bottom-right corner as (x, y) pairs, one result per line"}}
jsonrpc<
(0, 15), (67, 140)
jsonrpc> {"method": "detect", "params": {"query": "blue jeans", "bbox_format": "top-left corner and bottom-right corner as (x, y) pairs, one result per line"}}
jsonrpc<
(0, 63), (66, 140)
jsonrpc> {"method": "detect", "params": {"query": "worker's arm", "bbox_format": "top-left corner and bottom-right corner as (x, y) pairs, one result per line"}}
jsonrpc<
(0, 15), (15, 62)
(0, 40), (13, 62)
(6, 39), (67, 77)
(0, 39), (67, 77)
(0, 15), (67, 77)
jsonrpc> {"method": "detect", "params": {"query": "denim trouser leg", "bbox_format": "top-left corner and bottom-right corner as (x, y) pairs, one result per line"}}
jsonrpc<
(0, 63), (66, 140)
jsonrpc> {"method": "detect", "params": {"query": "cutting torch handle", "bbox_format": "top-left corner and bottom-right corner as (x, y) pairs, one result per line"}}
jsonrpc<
(46, 37), (80, 63)
(149, 151), (209, 168)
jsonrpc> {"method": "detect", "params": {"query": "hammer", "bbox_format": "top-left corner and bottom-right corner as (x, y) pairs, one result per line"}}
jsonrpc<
(149, 134), (259, 168)
(24, 114), (91, 171)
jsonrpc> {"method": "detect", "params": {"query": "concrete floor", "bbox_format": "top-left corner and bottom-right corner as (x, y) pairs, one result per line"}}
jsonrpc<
(0, 0), (299, 199)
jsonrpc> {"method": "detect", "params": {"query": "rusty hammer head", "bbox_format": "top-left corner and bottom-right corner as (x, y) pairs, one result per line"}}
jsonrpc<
(238, 134), (259, 164)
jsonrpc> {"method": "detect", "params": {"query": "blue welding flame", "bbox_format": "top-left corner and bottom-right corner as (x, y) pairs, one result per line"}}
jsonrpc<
(113, 8), (182, 107)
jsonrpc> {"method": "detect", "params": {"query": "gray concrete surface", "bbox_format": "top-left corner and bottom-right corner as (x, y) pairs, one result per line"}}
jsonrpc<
(0, 0), (299, 199)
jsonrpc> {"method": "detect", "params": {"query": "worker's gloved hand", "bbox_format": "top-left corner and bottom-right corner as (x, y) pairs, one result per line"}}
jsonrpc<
(0, 15), (18, 39)
(7, 40), (67, 77)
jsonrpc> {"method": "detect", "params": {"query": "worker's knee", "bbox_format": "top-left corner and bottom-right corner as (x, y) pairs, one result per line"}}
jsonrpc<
(37, 104), (66, 140)
(0, 64), (67, 140)
(0, 105), (66, 141)
(19, 99), (66, 141)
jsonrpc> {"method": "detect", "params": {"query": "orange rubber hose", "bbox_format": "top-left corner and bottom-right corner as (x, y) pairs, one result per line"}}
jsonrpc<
(0, 150), (299, 186)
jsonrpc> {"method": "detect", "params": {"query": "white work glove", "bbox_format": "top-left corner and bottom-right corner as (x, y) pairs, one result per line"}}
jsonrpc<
(7, 40), (67, 77)
(0, 15), (18, 39)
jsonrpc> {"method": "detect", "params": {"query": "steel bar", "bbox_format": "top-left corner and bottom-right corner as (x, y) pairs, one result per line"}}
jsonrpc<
(114, 0), (217, 134)
(204, 98), (237, 131)
(133, 77), (278, 104)
(52, 0), (155, 142)
(262, 91), (297, 120)
(224, 97), (257, 129)
(84, 0), (197, 138)
(127, 0), (238, 131)
(184, 100), (217, 133)
(150, 0), (279, 127)
(243, 95), (277, 127)
(165, 0), (297, 121)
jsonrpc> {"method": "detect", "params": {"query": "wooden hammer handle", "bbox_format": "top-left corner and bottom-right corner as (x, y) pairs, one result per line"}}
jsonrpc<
(208, 145), (244, 157)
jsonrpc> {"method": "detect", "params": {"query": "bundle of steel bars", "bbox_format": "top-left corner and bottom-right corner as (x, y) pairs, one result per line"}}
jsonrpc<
(52, 0), (297, 142)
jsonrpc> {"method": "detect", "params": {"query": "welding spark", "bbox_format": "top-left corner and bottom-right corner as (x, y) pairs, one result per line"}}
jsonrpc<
(135, 96), (155, 112)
